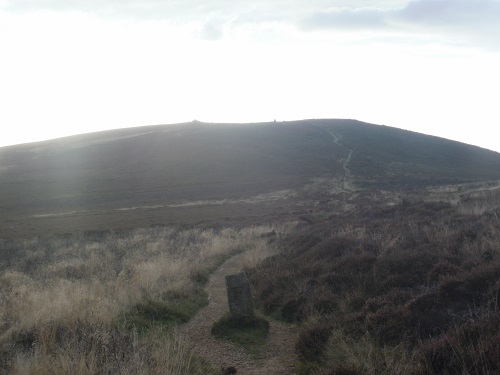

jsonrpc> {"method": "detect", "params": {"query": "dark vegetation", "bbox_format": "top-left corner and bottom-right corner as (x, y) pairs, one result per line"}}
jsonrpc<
(248, 187), (500, 374)
(2, 120), (500, 237)
(329, 121), (500, 186)
(211, 314), (270, 357)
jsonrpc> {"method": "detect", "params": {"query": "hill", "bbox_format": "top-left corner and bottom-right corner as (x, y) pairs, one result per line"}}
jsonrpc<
(1, 119), (500, 237)
(1, 119), (499, 374)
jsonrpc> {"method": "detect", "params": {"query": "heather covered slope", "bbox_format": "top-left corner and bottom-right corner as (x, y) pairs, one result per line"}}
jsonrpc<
(247, 182), (500, 374)
(322, 120), (500, 185)
(0, 122), (342, 212)
(1, 119), (500, 237)
(0, 121), (346, 236)
(1, 117), (500, 374)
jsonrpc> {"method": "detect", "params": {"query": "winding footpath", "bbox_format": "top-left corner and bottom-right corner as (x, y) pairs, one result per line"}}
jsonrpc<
(176, 251), (299, 374)
(323, 128), (353, 179)
(312, 124), (354, 190)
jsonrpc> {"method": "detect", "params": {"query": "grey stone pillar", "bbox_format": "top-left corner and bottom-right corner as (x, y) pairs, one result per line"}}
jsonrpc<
(225, 272), (255, 318)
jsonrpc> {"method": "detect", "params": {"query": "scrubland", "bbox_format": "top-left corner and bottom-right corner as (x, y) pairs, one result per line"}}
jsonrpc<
(1, 179), (499, 375)
(0, 224), (285, 374)
(248, 182), (500, 374)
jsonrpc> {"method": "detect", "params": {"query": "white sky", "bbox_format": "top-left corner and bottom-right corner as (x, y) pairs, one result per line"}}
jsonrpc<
(1, 0), (500, 152)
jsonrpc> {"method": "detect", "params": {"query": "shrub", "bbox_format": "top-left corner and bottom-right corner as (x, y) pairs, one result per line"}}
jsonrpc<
(245, 188), (500, 374)
(406, 293), (452, 339)
(427, 260), (461, 284)
(413, 315), (500, 375)
(300, 237), (360, 263)
(365, 305), (411, 345)
(374, 250), (439, 291)
(335, 252), (377, 274)
(288, 233), (323, 255)
(314, 297), (339, 315)
(296, 323), (333, 362)
(438, 263), (500, 308)
(363, 289), (413, 314)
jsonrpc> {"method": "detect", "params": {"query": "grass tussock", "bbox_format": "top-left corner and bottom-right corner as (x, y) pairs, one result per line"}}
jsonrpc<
(0, 224), (287, 374)
(9, 322), (210, 375)
(247, 183), (500, 374)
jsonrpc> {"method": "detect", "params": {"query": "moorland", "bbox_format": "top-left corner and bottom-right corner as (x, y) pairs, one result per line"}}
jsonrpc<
(0, 119), (499, 374)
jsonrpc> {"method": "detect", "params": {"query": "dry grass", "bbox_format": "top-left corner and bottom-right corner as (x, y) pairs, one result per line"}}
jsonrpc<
(426, 180), (500, 215)
(324, 330), (414, 375)
(0, 223), (288, 374)
(9, 325), (203, 375)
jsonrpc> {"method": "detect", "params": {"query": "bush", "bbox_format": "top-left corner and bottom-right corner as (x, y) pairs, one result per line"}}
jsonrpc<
(427, 260), (461, 283)
(300, 237), (360, 263)
(296, 323), (332, 362)
(406, 293), (452, 339)
(438, 263), (500, 308)
(374, 250), (439, 291)
(365, 304), (411, 345)
(413, 315), (500, 375)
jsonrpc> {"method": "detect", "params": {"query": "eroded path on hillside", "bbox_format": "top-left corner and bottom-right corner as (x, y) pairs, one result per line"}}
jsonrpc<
(176, 251), (299, 374)
(323, 128), (353, 180)
(310, 122), (354, 191)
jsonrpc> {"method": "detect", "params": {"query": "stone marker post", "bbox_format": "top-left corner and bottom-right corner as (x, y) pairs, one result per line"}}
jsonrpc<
(225, 272), (255, 318)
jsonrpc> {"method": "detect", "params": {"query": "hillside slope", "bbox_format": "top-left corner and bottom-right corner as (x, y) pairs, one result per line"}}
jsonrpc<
(0, 122), (342, 212)
(316, 120), (500, 186)
(1, 119), (500, 237)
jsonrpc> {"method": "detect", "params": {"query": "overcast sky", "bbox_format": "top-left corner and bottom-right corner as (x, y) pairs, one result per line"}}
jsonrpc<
(1, 0), (499, 152)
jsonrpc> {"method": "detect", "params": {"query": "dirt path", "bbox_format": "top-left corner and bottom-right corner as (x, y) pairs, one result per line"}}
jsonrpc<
(323, 128), (353, 179)
(311, 123), (354, 190)
(176, 251), (299, 374)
